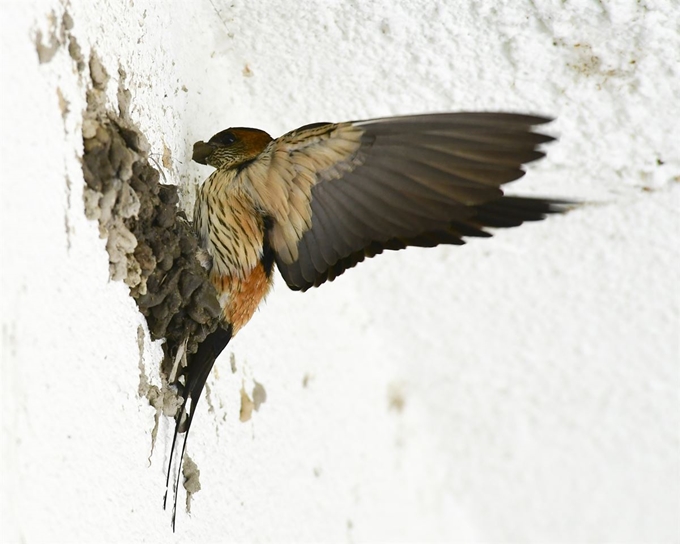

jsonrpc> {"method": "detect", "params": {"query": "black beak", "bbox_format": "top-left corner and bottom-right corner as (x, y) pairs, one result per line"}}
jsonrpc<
(192, 141), (215, 165)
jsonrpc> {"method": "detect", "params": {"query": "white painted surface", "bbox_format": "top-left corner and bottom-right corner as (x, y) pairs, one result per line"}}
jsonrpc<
(1, 0), (679, 542)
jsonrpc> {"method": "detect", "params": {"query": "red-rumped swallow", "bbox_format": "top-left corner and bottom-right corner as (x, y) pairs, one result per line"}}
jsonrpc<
(165, 112), (567, 527)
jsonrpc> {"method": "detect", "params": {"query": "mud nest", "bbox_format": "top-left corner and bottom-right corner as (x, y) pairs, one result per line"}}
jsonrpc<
(81, 68), (221, 372)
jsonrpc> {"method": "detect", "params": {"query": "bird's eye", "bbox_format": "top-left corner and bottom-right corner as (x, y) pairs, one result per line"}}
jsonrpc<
(209, 130), (237, 146)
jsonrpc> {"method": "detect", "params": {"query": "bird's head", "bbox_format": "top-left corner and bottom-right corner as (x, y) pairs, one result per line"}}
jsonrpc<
(192, 127), (273, 169)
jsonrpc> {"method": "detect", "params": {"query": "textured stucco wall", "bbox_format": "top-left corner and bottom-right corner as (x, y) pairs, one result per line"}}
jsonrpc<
(1, 0), (679, 542)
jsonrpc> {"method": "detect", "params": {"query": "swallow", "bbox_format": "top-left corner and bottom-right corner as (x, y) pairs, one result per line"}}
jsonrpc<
(164, 112), (568, 526)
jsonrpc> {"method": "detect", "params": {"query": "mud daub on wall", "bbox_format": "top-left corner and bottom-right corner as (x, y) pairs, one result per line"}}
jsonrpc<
(81, 52), (221, 376)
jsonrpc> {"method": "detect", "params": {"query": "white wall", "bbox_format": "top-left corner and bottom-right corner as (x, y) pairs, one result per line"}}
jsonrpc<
(2, 0), (679, 542)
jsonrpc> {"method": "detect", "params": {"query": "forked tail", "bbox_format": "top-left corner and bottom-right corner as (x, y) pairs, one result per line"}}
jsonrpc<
(163, 324), (233, 531)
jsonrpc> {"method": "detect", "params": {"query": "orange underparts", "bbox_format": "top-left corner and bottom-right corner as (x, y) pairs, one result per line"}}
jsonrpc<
(211, 262), (273, 334)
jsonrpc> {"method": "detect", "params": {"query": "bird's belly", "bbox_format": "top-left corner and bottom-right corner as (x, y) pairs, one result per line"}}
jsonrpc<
(211, 261), (273, 335)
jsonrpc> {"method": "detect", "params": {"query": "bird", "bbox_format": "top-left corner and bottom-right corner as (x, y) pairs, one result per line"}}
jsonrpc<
(164, 112), (568, 526)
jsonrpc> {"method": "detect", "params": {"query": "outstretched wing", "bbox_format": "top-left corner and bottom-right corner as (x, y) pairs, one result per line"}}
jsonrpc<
(245, 112), (562, 291)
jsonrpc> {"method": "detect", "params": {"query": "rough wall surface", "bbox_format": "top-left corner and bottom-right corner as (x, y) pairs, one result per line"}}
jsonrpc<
(1, 0), (679, 542)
